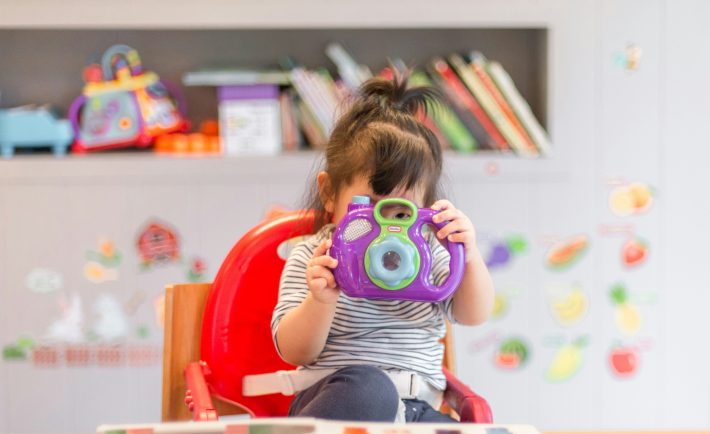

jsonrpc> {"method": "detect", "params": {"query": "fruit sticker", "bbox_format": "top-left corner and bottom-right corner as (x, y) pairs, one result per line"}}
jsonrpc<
(547, 284), (589, 327)
(609, 344), (639, 378)
(25, 268), (63, 293)
(84, 238), (122, 283)
(545, 234), (589, 270)
(610, 283), (642, 335)
(86, 238), (122, 267)
(494, 337), (530, 370)
(491, 287), (521, 320)
(609, 182), (654, 217)
(484, 234), (528, 270)
(622, 237), (648, 268)
(545, 336), (589, 382)
(83, 261), (119, 284)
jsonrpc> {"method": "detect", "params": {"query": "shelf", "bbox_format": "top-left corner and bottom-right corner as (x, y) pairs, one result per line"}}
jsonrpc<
(0, 151), (570, 184)
(2, 0), (556, 29)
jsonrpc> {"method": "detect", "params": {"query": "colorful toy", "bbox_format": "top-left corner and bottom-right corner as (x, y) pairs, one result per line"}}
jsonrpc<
(69, 44), (188, 153)
(330, 196), (465, 302)
(0, 106), (73, 158)
(154, 120), (221, 154)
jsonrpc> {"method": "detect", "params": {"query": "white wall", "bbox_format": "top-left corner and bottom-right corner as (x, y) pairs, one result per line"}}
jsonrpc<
(1, 0), (710, 432)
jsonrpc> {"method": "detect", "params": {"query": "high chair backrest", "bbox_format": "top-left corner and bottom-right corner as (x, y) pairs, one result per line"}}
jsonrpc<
(200, 211), (315, 417)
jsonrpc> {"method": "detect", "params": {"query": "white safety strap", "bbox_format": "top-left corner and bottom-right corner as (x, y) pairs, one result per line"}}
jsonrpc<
(243, 368), (443, 409)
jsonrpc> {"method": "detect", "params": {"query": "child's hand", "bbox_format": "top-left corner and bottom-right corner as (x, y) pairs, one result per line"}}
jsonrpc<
(306, 239), (340, 305)
(431, 199), (478, 264)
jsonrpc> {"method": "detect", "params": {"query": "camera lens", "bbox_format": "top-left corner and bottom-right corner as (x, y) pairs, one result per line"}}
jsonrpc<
(382, 250), (401, 271)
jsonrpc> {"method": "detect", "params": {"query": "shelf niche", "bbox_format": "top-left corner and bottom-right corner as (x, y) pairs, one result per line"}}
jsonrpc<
(1, 27), (547, 129)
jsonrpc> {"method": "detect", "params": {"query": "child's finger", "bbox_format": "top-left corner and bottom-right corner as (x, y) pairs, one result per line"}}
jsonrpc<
(431, 199), (454, 211)
(310, 266), (337, 288)
(433, 208), (461, 224)
(437, 220), (465, 239)
(446, 232), (468, 243)
(310, 255), (338, 269)
(312, 239), (332, 257)
(310, 277), (328, 292)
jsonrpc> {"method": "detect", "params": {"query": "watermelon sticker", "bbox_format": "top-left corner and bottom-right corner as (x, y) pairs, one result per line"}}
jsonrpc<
(494, 337), (530, 370)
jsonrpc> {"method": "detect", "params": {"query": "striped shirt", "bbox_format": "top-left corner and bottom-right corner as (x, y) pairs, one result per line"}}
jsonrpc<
(271, 224), (456, 390)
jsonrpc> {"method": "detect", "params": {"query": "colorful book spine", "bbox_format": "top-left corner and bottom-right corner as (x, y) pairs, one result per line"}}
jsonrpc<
(409, 70), (477, 153)
(296, 98), (327, 149)
(280, 89), (302, 151)
(428, 57), (509, 152)
(469, 52), (541, 156)
(486, 60), (551, 155)
(449, 54), (537, 157)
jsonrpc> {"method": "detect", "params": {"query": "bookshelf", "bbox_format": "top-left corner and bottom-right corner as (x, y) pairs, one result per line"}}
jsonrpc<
(0, 0), (579, 170)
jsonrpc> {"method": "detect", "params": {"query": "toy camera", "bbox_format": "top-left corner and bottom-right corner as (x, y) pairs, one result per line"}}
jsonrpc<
(69, 44), (188, 152)
(330, 196), (465, 302)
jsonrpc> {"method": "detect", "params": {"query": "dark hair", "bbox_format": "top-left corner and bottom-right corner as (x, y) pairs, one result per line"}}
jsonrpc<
(304, 70), (445, 230)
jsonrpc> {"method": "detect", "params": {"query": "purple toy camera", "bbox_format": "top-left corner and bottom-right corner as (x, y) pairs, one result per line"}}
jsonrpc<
(330, 196), (465, 302)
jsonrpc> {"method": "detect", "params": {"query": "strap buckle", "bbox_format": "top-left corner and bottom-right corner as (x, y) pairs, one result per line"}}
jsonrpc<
(277, 370), (296, 396)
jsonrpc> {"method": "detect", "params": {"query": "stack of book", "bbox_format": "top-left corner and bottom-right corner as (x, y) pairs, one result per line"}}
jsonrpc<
(183, 44), (550, 157)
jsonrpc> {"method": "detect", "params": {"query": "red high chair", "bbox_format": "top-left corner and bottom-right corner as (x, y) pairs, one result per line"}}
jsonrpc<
(161, 211), (492, 423)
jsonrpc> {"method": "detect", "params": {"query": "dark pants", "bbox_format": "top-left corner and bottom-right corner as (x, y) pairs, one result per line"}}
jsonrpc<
(288, 365), (457, 423)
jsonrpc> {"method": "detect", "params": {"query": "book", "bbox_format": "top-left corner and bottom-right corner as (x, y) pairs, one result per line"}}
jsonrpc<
(427, 58), (507, 151)
(326, 42), (372, 91)
(217, 84), (282, 156)
(280, 89), (303, 151)
(182, 69), (290, 86)
(469, 51), (541, 155)
(485, 58), (551, 155)
(449, 53), (537, 157)
(296, 98), (328, 149)
(408, 69), (477, 153)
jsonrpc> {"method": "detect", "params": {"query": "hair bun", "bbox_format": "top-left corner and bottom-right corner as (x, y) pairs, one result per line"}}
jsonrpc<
(359, 70), (441, 116)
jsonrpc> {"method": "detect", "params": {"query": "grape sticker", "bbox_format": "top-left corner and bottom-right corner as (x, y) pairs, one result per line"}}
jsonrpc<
(484, 234), (528, 270)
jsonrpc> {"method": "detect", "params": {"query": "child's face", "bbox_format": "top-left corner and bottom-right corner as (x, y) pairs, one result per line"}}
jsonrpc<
(321, 173), (425, 224)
